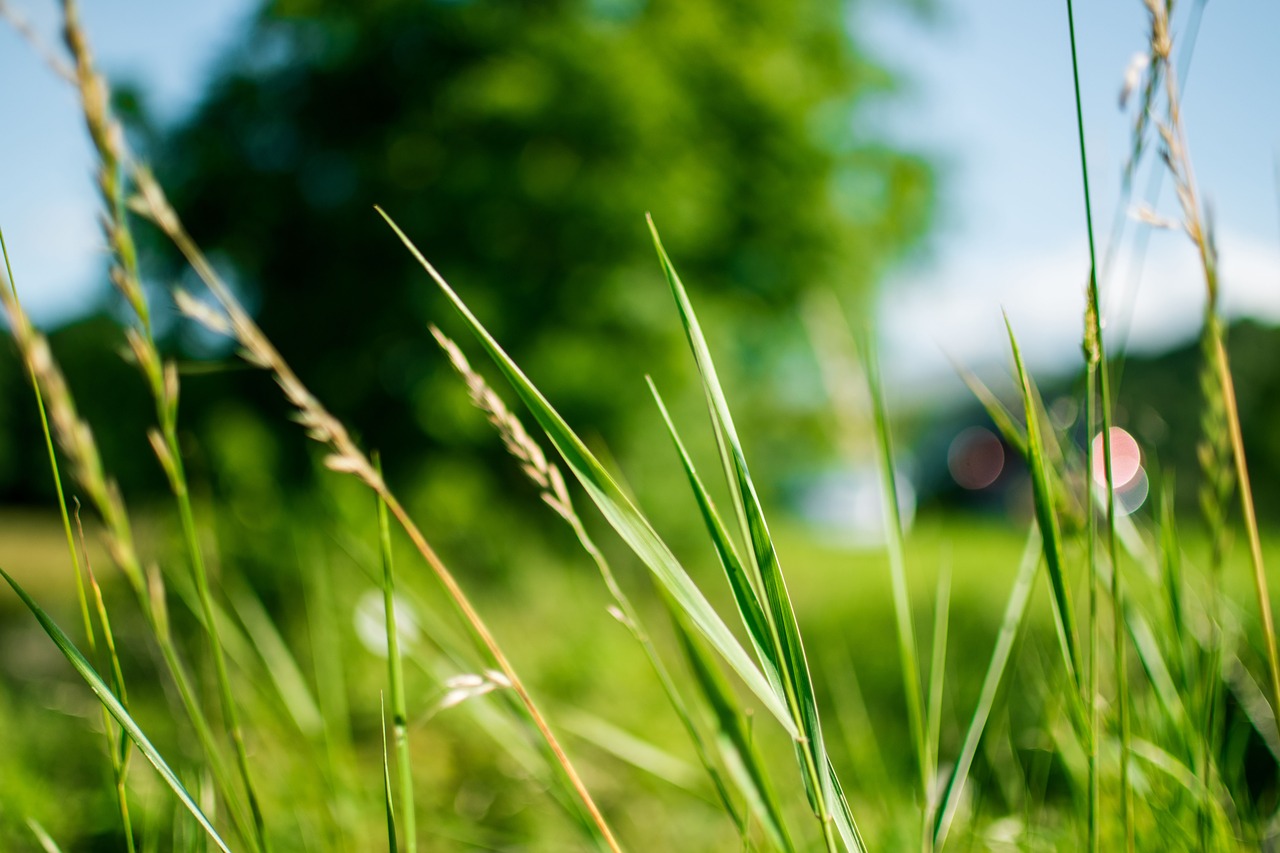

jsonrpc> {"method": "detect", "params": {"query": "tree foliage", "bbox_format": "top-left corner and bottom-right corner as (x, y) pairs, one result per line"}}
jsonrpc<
(8, 0), (935, 527)
(152, 0), (930, 460)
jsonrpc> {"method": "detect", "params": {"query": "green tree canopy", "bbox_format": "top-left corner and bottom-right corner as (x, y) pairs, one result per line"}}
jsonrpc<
(136, 0), (932, 521)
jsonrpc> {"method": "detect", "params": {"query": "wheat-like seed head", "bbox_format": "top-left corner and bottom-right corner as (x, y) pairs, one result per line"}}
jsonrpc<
(0, 283), (144, 593)
(429, 325), (575, 522)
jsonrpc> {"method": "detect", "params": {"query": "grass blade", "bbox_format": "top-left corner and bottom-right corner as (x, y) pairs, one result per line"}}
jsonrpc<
(669, 605), (796, 852)
(648, 380), (782, 701)
(647, 217), (850, 849)
(860, 332), (931, 817)
(375, 454), (415, 853)
(0, 566), (231, 853)
(379, 207), (794, 737)
(381, 696), (399, 853)
(27, 819), (63, 853)
(934, 528), (1039, 850)
(926, 561), (951, 831)
(1005, 316), (1080, 691)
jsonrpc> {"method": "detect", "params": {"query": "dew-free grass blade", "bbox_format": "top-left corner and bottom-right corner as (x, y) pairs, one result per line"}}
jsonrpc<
(1005, 316), (1081, 691)
(226, 577), (324, 738)
(27, 819), (63, 853)
(381, 697), (399, 853)
(859, 332), (930, 806)
(648, 217), (850, 849)
(926, 561), (952, 825)
(934, 528), (1038, 851)
(670, 605), (796, 853)
(1, 567), (231, 853)
(956, 362), (1081, 526)
(648, 379), (781, 700)
(379, 208), (795, 736)
(376, 454), (416, 853)
(953, 361), (1027, 458)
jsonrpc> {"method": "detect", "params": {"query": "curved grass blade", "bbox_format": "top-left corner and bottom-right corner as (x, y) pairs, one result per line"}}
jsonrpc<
(1005, 316), (1080, 691)
(1, 566), (231, 853)
(860, 333), (930, 809)
(647, 217), (851, 850)
(379, 208), (795, 736)
(669, 601), (796, 852)
(27, 819), (63, 853)
(648, 379), (782, 700)
(381, 696), (399, 853)
(934, 528), (1039, 850)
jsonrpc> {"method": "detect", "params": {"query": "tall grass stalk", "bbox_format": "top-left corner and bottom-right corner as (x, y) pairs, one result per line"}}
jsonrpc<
(374, 455), (415, 853)
(1144, 0), (1280, 741)
(60, 2), (272, 847)
(2, 230), (136, 850)
(859, 334), (931, 839)
(134, 174), (622, 852)
(0, 264), (259, 847)
(1063, 0), (1132, 846)
(431, 328), (767, 845)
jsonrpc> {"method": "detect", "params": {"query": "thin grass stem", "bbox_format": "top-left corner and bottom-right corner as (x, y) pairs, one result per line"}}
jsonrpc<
(132, 174), (621, 852)
(1, 229), (137, 850)
(374, 454), (415, 853)
(59, 2), (270, 846)
(1064, 1), (1133, 844)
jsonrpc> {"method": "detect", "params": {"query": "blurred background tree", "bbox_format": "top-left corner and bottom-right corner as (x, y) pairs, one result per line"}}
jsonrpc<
(5, 0), (936, 559)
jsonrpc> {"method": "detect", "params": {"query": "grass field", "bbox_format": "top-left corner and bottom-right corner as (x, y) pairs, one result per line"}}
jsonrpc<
(4, 0), (1280, 850)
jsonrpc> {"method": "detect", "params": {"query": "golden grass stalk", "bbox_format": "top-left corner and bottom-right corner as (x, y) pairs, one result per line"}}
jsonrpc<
(59, 2), (270, 844)
(1142, 0), (1280, 739)
(430, 325), (762, 840)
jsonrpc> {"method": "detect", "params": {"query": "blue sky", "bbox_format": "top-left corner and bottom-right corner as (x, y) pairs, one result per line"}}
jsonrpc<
(863, 0), (1280, 398)
(1, 0), (1277, 400)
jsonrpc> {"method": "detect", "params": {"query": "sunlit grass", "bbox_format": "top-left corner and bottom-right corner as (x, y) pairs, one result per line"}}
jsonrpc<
(2, 0), (1279, 850)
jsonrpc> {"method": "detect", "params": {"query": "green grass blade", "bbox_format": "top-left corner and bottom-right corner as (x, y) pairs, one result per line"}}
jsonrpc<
(934, 528), (1039, 850)
(860, 332), (931, 810)
(562, 712), (703, 795)
(648, 379), (781, 698)
(669, 606), (796, 852)
(1, 566), (231, 853)
(926, 561), (952, 830)
(375, 454), (415, 853)
(379, 208), (795, 737)
(27, 818), (63, 853)
(952, 361), (1028, 458)
(1005, 316), (1080, 690)
(381, 696), (399, 853)
(226, 577), (324, 737)
(824, 758), (868, 853)
(647, 216), (846, 849)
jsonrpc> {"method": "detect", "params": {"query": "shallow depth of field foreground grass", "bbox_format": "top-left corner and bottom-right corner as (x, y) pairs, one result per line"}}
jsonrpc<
(2, 1), (1280, 850)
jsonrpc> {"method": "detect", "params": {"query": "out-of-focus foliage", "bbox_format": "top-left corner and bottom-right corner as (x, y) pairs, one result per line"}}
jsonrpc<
(122, 0), (933, 514)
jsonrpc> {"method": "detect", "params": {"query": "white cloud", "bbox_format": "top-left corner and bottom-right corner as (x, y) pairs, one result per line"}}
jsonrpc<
(878, 228), (1280, 401)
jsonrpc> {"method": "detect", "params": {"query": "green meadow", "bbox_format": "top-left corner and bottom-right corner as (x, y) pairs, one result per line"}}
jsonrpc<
(2, 1), (1279, 850)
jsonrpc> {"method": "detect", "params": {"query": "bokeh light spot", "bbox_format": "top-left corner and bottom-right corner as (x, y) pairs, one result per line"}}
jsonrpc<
(1092, 427), (1141, 488)
(948, 426), (1005, 490)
